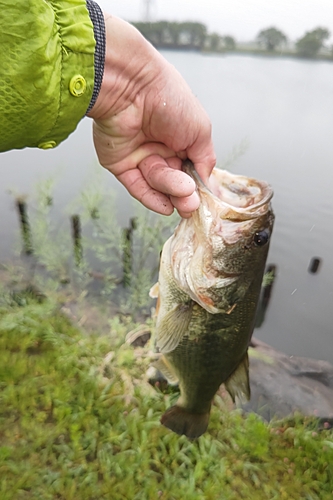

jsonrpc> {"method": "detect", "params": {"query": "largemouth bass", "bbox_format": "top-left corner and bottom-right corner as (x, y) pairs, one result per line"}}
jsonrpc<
(150, 161), (274, 438)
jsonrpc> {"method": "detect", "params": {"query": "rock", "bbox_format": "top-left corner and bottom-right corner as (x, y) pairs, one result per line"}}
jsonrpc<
(242, 337), (333, 421)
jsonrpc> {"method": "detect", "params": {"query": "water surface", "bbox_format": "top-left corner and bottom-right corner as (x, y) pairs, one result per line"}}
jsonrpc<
(1, 53), (333, 362)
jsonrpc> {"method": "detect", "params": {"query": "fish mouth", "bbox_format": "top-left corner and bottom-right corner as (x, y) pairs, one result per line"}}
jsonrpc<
(182, 160), (273, 220)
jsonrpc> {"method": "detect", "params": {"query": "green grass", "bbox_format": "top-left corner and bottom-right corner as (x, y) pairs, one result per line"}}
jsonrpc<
(0, 294), (332, 500)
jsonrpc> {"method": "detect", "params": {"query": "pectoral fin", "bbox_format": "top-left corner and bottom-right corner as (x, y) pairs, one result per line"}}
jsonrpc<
(225, 352), (250, 403)
(153, 356), (179, 385)
(156, 302), (193, 354)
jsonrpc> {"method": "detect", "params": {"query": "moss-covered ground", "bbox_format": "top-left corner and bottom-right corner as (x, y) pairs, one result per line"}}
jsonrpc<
(0, 291), (332, 500)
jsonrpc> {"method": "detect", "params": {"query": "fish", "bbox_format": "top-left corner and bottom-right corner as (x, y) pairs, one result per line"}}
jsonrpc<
(150, 160), (274, 438)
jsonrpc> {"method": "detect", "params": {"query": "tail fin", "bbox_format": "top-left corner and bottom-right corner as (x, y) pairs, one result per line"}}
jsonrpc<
(161, 405), (210, 439)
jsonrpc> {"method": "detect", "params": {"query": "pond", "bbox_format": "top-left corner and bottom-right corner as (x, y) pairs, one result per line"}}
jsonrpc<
(1, 52), (333, 362)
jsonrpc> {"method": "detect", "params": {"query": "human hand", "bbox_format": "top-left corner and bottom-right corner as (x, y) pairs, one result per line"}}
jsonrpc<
(88, 15), (216, 217)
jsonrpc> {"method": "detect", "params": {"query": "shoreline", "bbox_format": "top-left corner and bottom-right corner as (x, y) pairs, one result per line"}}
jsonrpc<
(156, 45), (333, 62)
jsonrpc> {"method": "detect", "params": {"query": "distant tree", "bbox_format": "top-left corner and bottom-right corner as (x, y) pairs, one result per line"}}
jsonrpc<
(224, 35), (236, 50)
(152, 21), (169, 45)
(132, 22), (158, 44)
(167, 22), (182, 45)
(181, 22), (207, 50)
(256, 27), (287, 51)
(132, 21), (208, 50)
(205, 33), (236, 52)
(207, 33), (223, 52)
(296, 27), (331, 57)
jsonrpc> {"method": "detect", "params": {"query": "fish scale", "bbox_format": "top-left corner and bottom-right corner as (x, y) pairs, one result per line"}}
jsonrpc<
(165, 274), (264, 414)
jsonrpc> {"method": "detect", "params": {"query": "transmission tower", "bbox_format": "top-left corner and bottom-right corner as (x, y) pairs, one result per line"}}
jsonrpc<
(143, 0), (154, 22)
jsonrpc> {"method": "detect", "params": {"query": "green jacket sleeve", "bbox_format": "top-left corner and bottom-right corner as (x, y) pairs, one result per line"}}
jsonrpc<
(0, 0), (96, 152)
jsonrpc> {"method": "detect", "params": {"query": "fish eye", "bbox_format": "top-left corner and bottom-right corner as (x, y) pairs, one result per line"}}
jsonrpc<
(253, 229), (270, 247)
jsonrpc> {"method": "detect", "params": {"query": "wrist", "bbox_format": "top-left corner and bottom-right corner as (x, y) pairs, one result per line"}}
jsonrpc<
(88, 15), (163, 120)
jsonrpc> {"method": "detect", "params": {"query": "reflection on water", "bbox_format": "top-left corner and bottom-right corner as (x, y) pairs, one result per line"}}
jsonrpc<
(1, 53), (333, 362)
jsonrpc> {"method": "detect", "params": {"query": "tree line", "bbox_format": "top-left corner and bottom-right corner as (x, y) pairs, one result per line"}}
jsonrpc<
(132, 21), (332, 58)
(256, 26), (331, 58)
(131, 21), (235, 51)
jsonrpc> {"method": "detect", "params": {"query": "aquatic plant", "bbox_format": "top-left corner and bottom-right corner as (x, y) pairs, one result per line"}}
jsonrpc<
(11, 172), (178, 316)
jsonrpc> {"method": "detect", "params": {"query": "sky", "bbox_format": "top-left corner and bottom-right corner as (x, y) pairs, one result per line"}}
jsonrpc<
(96, 0), (333, 43)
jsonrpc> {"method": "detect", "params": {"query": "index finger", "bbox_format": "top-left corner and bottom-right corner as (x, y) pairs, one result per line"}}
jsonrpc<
(138, 155), (196, 198)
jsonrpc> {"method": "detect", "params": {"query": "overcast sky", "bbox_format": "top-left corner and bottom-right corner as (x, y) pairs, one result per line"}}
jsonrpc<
(96, 0), (333, 42)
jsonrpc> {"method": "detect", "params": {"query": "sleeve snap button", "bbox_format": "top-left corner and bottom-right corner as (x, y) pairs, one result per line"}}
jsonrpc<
(69, 75), (87, 97)
(38, 140), (57, 149)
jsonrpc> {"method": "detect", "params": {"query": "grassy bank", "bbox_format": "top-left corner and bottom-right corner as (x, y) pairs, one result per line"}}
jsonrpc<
(1, 291), (332, 500)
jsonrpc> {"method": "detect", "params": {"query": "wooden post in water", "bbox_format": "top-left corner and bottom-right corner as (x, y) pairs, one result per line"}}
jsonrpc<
(15, 197), (33, 255)
(308, 257), (321, 274)
(71, 214), (83, 266)
(122, 217), (138, 287)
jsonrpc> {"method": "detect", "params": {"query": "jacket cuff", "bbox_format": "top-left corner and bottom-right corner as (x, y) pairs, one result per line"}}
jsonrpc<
(85, 0), (106, 114)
